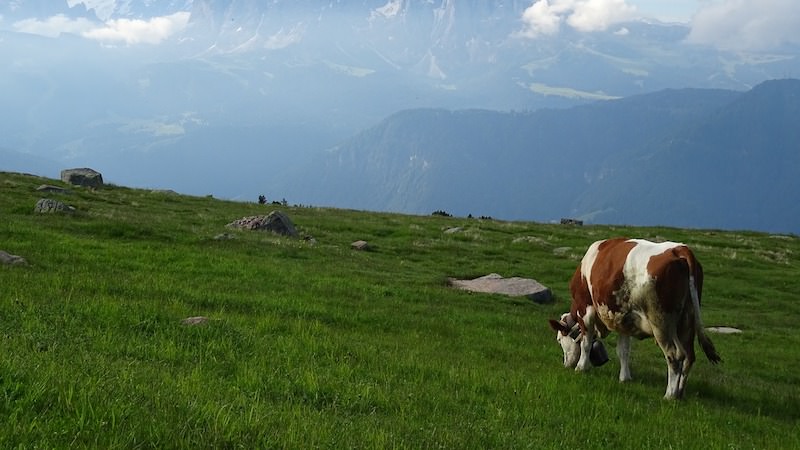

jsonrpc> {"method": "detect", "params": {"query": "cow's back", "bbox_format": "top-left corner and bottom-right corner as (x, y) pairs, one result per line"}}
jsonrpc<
(577, 238), (694, 337)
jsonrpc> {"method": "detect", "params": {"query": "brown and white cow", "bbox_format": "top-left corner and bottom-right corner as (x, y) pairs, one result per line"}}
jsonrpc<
(549, 238), (721, 399)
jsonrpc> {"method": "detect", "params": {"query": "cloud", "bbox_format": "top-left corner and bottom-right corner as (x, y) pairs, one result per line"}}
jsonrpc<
(614, 27), (630, 36)
(82, 12), (191, 45)
(687, 0), (800, 51)
(13, 12), (189, 45)
(518, 0), (637, 37)
(13, 15), (97, 38)
(518, 0), (572, 37)
(567, 0), (637, 32)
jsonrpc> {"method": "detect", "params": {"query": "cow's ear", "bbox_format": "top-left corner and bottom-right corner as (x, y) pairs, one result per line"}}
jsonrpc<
(549, 319), (569, 334)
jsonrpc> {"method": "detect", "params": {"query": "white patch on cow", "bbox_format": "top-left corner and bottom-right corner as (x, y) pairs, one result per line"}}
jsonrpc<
(556, 313), (580, 368)
(596, 303), (624, 324)
(580, 239), (605, 297)
(575, 305), (596, 371)
(624, 239), (684, 277)
(623, 239), (684, 302)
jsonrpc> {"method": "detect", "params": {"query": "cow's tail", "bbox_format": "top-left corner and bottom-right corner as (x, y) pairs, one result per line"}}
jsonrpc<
(688, 272), (722, 364)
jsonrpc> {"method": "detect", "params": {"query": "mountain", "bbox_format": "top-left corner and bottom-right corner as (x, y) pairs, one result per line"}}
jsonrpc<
(298, 79), (800, 233)
(1, 2), (799, 232)
(576, 78), (800, 232)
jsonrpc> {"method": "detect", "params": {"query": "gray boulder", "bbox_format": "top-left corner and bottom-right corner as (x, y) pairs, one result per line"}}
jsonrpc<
(227, 210), (298, 237)
(449, 273), (554, 304)
(36, 184), (70, 194)
(351, 240), (370, 251)
(61, 168), (103, 188)
(182, 316), (210, 326)
(706, 326), (742, 334)
(34, 198), (74, 214)
(0, 250), (27, 266)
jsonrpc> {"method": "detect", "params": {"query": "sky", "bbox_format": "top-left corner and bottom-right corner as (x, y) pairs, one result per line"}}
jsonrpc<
(631, 0), (700, 22)
(517, 0), (800, 51)
(3, 0), (800, 52)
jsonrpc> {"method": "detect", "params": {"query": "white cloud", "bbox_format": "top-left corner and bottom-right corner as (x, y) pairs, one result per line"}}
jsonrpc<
(518, 0), (572, 37)
(13, 12), (189, 45)
(518, 0), (637, 37)
(13, 15), (97, 38)
(614, 27), (630, 36)
(82, 12), (190, 45)
(567, 0), (637, 32)
(687, 0), (800, 51)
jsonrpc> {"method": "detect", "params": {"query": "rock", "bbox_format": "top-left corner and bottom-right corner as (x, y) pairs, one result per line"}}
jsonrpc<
(34, 198), (74, 214)
(560, 218), (583, 225)
(181, 316), (210, 326)
(36, 184), (70, 194)
(0, 250), (27, 266)
(226, 210), (298, 237)
(351, 240), (370, 250)
(150, 189), (179, 196)
(213, 233), (236, 241)
(444, 227), (463, 234)
(706, 326), (742, 334)
(449, 273), (553, 304)
(61, 168), (104, 188)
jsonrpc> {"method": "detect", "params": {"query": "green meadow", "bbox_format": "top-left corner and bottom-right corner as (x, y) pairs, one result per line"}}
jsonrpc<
(1, 171), (798, 449)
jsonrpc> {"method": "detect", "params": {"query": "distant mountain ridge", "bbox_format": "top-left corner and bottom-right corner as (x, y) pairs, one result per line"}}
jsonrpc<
(1, 2), (800, 234)
(296, 79), (800, 233)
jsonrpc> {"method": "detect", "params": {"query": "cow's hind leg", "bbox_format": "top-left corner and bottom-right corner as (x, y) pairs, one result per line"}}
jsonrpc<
(654, 328), (688, 400)
(676, 314), (697, 396)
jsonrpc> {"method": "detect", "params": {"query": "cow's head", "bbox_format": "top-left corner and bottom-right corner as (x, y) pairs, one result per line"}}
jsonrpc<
(548, 313), (582, 368)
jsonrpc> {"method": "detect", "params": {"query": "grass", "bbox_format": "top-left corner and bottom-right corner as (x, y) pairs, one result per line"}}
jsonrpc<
(1, 171), (799, 448)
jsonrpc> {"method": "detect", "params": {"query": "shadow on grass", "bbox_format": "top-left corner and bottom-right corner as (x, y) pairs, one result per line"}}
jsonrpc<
(592, 360), (800, 422)
(691, 379), (800, 422)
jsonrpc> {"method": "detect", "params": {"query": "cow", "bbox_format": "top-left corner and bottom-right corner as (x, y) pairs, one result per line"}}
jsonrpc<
(548, 238), (721, 399)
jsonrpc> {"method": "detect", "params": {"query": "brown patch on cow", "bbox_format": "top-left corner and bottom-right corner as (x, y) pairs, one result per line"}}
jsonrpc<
(568, 265), (590, 317)
(649, 253), (690, 313)
(588, 238), (636, 313)
(647, 246), (699, 313)
(549, 319), (569, 335)
(672, 245), (704, 303)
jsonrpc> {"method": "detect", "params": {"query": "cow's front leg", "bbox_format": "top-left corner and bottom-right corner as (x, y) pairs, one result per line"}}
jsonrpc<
(617, 334), (632, 382)
(576, 307), (596, 372)
(576, 335), (593, 371)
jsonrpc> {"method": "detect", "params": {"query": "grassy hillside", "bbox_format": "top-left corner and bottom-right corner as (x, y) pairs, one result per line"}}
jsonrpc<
(1, 171), (798, 448)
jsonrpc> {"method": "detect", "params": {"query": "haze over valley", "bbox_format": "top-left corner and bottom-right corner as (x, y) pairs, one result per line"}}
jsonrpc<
(2, 0), (799, 233)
